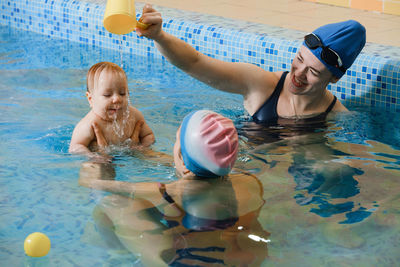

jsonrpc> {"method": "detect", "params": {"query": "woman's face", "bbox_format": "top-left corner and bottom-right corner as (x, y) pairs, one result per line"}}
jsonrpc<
(288, 45), (337, 96)
(173, 127), (189, 178)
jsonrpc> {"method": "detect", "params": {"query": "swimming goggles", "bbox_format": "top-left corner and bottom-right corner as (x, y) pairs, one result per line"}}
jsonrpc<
(304, 33), (346, 73)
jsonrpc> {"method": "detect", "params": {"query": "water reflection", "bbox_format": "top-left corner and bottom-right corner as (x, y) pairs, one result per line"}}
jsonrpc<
(237, 112), (399, 224)
(287, 136), (368, 224)
(79, 162), (270, 266)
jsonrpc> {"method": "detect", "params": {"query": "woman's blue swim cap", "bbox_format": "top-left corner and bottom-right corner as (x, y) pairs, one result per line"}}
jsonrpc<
(303, 20), (366, 79)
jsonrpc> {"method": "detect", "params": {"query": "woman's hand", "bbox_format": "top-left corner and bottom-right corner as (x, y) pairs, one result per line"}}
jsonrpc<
(130, 120), (147, 150)
(131, 120), (144, 144)
(79, 161), (116, 188)
(136, 4), (163, 41)
(91, 122), (112, 163)
(92, 122), (108, 150)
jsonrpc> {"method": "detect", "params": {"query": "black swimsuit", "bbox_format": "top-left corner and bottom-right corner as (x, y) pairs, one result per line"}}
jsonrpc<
(157, 183), (237, 231)
(252, 71), (337, 124)
(157, 183), (238, 266)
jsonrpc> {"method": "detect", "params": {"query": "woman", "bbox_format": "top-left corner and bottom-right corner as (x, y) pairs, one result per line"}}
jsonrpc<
(136, 5), (366, 124)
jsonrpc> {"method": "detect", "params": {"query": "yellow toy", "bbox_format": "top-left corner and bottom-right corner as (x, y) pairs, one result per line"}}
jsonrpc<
(24, 232), (51, 257)
(103, 0), (149, 34)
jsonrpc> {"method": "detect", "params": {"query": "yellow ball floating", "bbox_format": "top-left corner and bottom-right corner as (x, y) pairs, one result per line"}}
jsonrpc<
(24, 232), (51, 257)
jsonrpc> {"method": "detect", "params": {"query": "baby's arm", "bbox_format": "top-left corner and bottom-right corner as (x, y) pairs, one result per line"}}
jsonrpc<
(69, 118), (95, 155)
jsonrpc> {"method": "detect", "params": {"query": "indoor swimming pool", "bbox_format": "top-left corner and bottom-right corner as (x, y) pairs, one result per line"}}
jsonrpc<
(1, 23), (400, 266)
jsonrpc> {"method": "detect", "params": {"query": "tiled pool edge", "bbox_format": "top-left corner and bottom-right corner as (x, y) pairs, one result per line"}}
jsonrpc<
(1, 0), (399, 111)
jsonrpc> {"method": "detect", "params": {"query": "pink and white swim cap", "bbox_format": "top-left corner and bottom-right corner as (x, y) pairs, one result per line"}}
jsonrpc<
(180, 110), (239, 177)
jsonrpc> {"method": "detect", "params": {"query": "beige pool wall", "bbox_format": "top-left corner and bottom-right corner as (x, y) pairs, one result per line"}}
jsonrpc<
(142, 0), (400, 47)
(305, 0), (400, 15)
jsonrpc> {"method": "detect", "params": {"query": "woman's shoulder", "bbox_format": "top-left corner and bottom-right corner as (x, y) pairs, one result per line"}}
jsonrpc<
(273, 71), (286, 78)
(244, 71), (284, 115)
(332, 99), (348, 112)
(229, 172), (263, 190)
(259, 70), (283, 86)
(257, 71), (287, 94)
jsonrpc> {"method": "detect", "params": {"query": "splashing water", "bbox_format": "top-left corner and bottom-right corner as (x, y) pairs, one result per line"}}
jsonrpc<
(111, 118), (124, 140)
(119, 35), (124, 68)
(112, 35), (135, 148)
(111, 105), (130, 140)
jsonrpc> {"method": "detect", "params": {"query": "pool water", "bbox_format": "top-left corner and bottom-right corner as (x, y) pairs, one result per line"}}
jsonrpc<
(1, 25), (400, 266)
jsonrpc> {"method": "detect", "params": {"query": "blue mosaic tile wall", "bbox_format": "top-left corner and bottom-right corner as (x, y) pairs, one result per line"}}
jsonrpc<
(1, 0), (399, 111)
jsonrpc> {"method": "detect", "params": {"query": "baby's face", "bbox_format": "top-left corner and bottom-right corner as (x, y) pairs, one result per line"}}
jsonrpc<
(88, 70), (129, 121)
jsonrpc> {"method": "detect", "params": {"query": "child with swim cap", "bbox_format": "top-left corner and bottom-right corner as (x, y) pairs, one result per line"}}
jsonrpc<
(79, 110), (269, 266)
(69, 62), (155, 158)
(176, 109), (239, 178)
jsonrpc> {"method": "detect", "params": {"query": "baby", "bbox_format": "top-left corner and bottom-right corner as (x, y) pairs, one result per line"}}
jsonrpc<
(69, 62), (155, 157)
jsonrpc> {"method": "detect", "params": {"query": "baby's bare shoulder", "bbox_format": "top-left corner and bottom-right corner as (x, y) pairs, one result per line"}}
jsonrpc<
(128, 106), (145, 120)
(76, 111), (97, 128)
(71, 112), (97, 145)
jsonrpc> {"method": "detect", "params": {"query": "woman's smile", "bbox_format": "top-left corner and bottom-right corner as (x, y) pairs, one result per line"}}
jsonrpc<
(291, 74), (305, 88)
